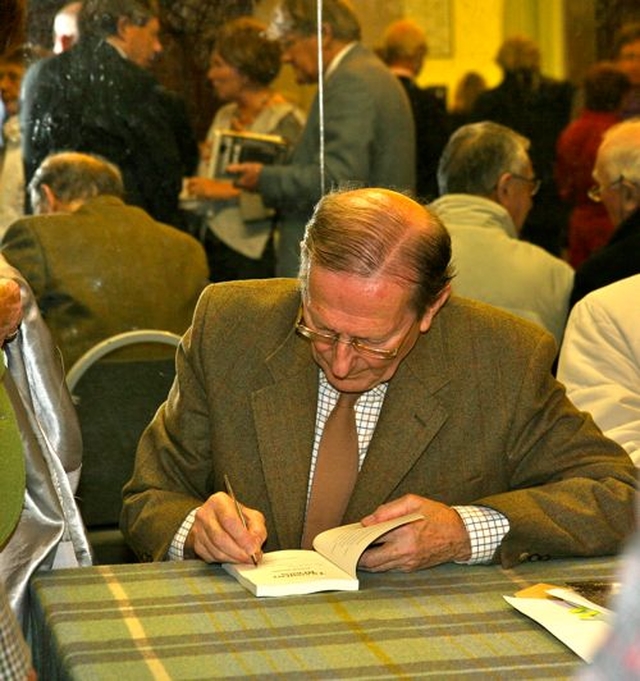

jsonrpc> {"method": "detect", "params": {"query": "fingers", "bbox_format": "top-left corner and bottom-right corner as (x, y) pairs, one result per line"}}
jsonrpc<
(358, 497), (471, 572)
(0, 278), (23, 343)
(189, 492), (266, 564)
(361, 493), (425, 526)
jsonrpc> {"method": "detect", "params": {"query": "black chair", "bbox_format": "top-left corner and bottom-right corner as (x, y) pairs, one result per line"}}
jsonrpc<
(66, 330), (181, 564)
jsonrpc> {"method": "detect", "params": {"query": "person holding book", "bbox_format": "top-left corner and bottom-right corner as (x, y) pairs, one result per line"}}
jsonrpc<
(183, 16), (304, 281)
(226, 0), (415, 277)
(121, 186), (636, 573)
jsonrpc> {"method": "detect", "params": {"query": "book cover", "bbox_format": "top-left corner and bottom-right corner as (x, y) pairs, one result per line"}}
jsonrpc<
(223, 512), (424, 597)
(208, 129), (289, 180)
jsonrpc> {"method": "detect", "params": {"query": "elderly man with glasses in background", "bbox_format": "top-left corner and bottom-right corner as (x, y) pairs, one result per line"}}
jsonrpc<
(570, 117), (640, 306)
(430, 121), (574, 347)
(121, 187), (635, 573)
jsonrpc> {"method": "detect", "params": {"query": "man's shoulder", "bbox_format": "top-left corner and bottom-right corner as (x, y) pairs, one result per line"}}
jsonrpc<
(577, 274), (640, 323)
(201, 278), (299, 307)
(338, 44), (402, 85)
(3, 213), (63, 237)
(507, 236), (574, 277)
(438, 295), (552, 344)
(577, 226), (640, 281)
(195, 279), (300, 341)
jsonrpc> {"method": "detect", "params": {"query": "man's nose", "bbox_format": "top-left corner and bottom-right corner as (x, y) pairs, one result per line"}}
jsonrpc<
(329, 340), (357, 378)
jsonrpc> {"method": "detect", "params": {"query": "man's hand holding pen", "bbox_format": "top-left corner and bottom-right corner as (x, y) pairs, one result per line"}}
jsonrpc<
(185, 491), (266, 565)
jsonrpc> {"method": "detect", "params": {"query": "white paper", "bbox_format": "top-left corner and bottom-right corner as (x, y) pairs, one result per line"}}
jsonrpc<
(504, 595), (611, 662)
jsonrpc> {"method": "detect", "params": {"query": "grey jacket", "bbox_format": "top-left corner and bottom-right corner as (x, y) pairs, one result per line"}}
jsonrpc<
(0, 256), (91, 628)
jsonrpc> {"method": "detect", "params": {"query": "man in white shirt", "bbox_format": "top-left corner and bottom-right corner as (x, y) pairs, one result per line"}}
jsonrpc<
(431, 121), (574, 347)
(558, 274), (640, 465)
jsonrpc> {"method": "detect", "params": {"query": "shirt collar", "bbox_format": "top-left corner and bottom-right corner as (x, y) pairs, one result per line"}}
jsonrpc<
(318, 368), (388, 402)
(325, 42), (357, 79)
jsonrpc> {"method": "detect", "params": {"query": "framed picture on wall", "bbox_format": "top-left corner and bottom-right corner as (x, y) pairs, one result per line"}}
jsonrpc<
(406, 0), (453, 58)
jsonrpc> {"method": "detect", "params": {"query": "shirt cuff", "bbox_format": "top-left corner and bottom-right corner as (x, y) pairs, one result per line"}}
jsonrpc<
(167, 507), (198, 561)
(453, 505), (510, 564)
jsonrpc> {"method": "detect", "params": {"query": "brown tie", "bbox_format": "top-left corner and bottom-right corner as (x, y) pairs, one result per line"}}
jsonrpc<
(301, 392), (360, 549)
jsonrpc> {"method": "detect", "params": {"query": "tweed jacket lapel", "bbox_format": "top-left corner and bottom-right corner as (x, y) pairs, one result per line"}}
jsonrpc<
(251, 330), (318, 549)
(345, 318), (452, 521)
(249, 293), (453, 545)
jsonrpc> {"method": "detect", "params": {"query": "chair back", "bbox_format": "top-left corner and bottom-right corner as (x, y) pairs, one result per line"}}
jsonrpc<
(67, 330), (181, 564)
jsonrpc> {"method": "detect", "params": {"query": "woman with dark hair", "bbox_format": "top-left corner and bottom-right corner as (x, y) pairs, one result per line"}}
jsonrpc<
(556, 62), (631, 267)
(185, 17), (305, 281)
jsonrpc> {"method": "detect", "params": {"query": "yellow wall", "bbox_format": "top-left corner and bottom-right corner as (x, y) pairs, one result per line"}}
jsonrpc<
(413, 0), (505, 101)
(256, 0), (568, 111)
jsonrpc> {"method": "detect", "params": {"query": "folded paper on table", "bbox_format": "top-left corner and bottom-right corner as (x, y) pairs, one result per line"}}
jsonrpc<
(504, 581), (618, 662)
(223, 512), (424, 597)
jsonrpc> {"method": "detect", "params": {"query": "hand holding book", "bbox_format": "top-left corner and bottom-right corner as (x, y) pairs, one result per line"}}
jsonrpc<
(223, 513), (425, 597)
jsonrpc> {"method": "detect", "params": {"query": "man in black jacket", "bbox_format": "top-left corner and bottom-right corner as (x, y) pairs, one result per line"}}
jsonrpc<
(20, 0), (197, 228)
(378, 18), (449, 202)
(471, 36), (574, 256)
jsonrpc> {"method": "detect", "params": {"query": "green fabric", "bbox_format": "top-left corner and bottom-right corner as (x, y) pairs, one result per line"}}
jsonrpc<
(0, 359), (25, 547)
(29, 557), (618, 679)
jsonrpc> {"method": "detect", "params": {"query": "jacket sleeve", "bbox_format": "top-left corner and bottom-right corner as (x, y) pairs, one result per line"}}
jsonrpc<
(475, 331), (636, 567)
(1, 222), (48, 304)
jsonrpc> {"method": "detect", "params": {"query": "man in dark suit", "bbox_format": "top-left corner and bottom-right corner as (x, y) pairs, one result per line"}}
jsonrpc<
(570, 118), (640, 306)
(229, 0), (415, 276)
(378, 18), (450, 201)
(471, 36), (574, 256)
(1, 152), (209, 370)
(20, 0), (198, 228)
(121, 187), (635, 571)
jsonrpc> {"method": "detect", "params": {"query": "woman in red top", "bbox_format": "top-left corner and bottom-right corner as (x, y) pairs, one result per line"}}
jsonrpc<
(556, 62), (631, 267)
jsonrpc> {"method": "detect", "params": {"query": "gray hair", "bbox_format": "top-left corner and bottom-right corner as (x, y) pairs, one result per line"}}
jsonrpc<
(595, 117), (640, 186)
(29, 151), (124, 213)
(299, 188), (454, 316)
(78, 0), (158, 41)
(269, 0), (361, 42)
(437, 121), (531, 196)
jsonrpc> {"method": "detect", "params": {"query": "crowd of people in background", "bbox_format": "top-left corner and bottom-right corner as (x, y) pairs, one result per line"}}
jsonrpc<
(2, 0), (640, 676)
(1, 1), (638, 288)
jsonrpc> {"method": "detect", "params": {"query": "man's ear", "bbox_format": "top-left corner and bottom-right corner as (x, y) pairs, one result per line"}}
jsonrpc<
(38, 184), (58, 214)
(494, 172), (511, 204)
(419, 283), (452, 333)
(116, 16), (131, 39)
(620, 180), (640, 215)
(320, 22), (334, 47)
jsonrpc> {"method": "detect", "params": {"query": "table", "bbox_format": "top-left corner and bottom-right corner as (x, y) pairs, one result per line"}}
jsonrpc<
(29, 557), (618, 680)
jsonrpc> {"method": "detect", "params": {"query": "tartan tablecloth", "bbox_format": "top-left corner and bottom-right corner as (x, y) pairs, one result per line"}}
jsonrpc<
(28, 556), (618, 680)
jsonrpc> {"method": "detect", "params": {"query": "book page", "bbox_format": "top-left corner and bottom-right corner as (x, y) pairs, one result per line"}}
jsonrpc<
(222, 550), (358, 597)
(312, 512), (424, 578)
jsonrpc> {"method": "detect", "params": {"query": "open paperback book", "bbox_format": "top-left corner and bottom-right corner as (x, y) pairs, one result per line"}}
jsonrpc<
(222, 512), (424, 597)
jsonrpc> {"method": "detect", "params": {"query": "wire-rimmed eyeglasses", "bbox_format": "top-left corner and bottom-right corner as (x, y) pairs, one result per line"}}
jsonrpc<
(588, 175), (626, 203)
(510, 173), (542, 196)
(294, 306), (411, 360)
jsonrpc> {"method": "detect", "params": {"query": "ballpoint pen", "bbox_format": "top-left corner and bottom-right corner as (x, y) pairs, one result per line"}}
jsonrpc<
(224, 474), (259, 566)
